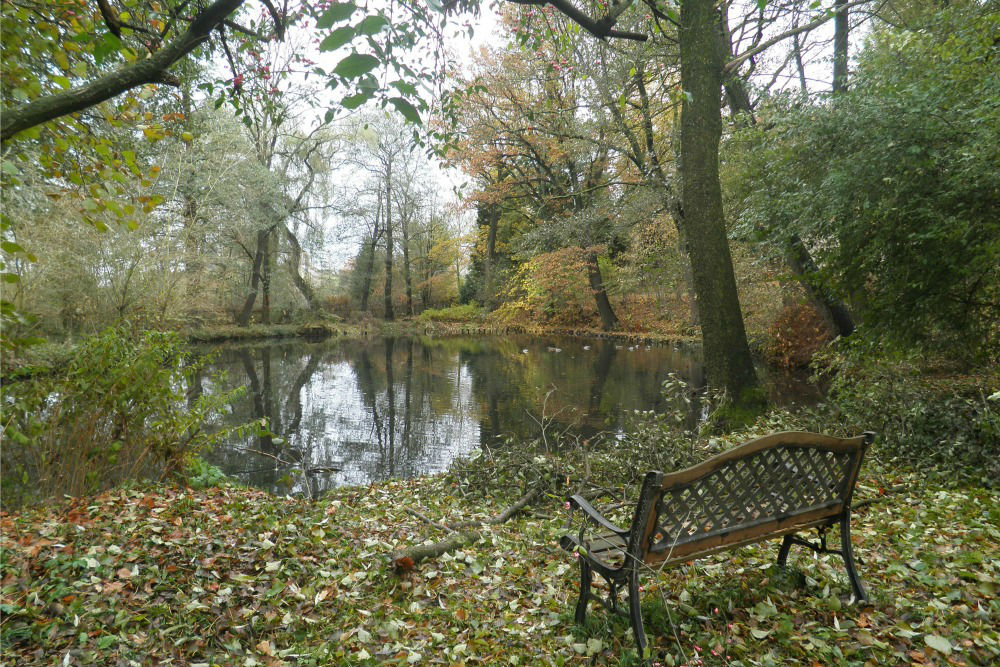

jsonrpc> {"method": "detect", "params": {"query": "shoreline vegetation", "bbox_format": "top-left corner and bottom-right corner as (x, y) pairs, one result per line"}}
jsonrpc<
(1, 318), (709, 383)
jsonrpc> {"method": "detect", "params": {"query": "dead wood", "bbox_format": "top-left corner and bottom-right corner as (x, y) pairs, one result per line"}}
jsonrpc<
(390, 486), (540, 572)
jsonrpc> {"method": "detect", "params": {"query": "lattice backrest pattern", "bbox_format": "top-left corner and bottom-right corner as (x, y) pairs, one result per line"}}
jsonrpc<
(649, 445), (852, 554)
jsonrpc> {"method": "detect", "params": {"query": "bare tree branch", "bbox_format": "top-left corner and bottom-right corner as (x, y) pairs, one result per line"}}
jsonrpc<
(725, 0), (875, 73)
(508, 0), (649, 41)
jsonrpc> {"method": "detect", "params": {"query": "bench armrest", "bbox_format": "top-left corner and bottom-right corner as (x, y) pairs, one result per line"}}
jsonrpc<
(568, 495), (628, 536)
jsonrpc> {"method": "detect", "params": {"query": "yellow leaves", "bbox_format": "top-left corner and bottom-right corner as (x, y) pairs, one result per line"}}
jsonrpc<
(141, 126), (164, 143)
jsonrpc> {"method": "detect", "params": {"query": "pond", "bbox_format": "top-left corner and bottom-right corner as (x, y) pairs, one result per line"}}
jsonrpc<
(193, 334), (818, 497)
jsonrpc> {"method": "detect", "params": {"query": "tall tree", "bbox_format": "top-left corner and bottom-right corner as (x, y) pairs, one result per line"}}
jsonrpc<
(677, 0), (758, 400)
(524, 0), (873, 400)
(451, 38), (624, 330)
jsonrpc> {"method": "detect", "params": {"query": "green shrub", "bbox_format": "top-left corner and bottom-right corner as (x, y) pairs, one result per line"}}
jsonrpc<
(0, 325), (249, 507)
(183, 455), (229, 489)
(752, 341), (1000, 487)
(417, 303), (482, 323)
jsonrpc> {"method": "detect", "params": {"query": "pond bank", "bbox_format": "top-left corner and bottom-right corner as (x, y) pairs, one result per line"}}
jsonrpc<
(1, 319), (708, 382)
(3, 458), (996, 666)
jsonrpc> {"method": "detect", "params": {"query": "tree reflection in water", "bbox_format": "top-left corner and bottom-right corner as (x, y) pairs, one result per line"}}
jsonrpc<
(194, 335), (809, 497)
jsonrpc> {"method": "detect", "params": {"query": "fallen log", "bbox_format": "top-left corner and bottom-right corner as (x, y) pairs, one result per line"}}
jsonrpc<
(390, 486), (540, 572)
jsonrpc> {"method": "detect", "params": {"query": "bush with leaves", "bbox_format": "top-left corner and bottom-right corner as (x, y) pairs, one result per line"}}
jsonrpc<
(726, 3), (1000, 361)
(0, 325), (251, 507)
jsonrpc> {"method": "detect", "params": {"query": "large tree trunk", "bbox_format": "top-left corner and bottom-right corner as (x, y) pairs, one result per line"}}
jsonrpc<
(360, 202), (382, 313)
(384, 166), (395, 321)
(586, 250), (619, 331)
(261, 228), (273, 325)
(785, 235), (856, 337)
(483, 204), (500, 309)
(678, 0), (759, 401)
(719, 6), (856, 339)
(284, 224), (318, 311)
(236, 228), (268, 326)
(180, 86), (201, 299)
(833, 0), (849, 93)
(401, 213), (414, 316)
(359, 238), (376, 313)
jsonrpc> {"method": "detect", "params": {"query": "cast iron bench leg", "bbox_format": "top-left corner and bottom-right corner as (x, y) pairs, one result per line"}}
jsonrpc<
(574, 557), (592, 624)
(627, 565), (649, 666)
(776, 534), (794, 567)
(840, 512), (868, 602)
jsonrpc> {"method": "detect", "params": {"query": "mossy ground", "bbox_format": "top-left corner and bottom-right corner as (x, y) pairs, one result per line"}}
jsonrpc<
(2, 461), (997, 666)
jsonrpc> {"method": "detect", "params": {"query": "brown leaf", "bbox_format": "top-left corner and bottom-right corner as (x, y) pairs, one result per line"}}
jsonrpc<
(117, 567), (133, 579)
(393, 556), (415, 572)
(257, 639), (274, 656)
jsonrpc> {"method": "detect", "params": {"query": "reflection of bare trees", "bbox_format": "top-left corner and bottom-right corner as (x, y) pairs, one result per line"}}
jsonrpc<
(200, 335), (727, 496)
(204, 345), (335, 496)
(344, 338), (426, 481)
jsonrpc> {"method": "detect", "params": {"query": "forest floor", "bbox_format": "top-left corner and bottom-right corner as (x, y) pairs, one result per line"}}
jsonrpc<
(2, 462), (997, 667)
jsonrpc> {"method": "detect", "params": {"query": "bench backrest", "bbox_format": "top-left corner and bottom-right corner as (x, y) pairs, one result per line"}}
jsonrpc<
(628, 431), (873, 566)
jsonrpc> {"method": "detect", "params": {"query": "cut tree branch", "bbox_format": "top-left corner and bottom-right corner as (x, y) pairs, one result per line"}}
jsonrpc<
(2, 0), (247, 142)
(389, 486), (541, 570)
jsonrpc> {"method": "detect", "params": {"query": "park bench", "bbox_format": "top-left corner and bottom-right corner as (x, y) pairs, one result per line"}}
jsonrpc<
(560, 431), (874, 665)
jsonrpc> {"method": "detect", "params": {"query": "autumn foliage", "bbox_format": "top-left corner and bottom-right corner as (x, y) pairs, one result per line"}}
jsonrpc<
(764, 303), (834, 368)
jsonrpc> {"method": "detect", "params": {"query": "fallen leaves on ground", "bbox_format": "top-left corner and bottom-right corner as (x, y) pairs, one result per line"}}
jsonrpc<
(1, 468), (997, 666)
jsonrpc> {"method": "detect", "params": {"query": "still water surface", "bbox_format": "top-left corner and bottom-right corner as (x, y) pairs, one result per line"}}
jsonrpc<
(194, 335), (814, 497)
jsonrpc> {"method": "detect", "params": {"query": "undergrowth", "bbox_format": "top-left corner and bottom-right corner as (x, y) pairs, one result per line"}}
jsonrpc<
(0, 325), (253, 508)
(416, 303), (483, 323)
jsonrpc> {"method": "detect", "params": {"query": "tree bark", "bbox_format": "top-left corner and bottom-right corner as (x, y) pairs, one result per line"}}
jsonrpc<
(716, 10), (856, 338)
(360, 201), (382, 313)
(785, 234), (856, 337)
(284, 224), (319, 310)
(1, 0), (246, 142)
(261, 229), (273, 325)
(236, 228), (269, 326)
(180, 85), (201, 299)
(483, 204), (500, 309)
(833, 0), (849, 93)
(586, 250), (619, 331)
(384, 165), (395, 321)
(678, 0), (759, 401)
(401, 211), (414, 316)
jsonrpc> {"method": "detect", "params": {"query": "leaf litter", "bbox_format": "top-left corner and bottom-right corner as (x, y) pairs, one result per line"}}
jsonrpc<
(1, 465), (997, 666)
